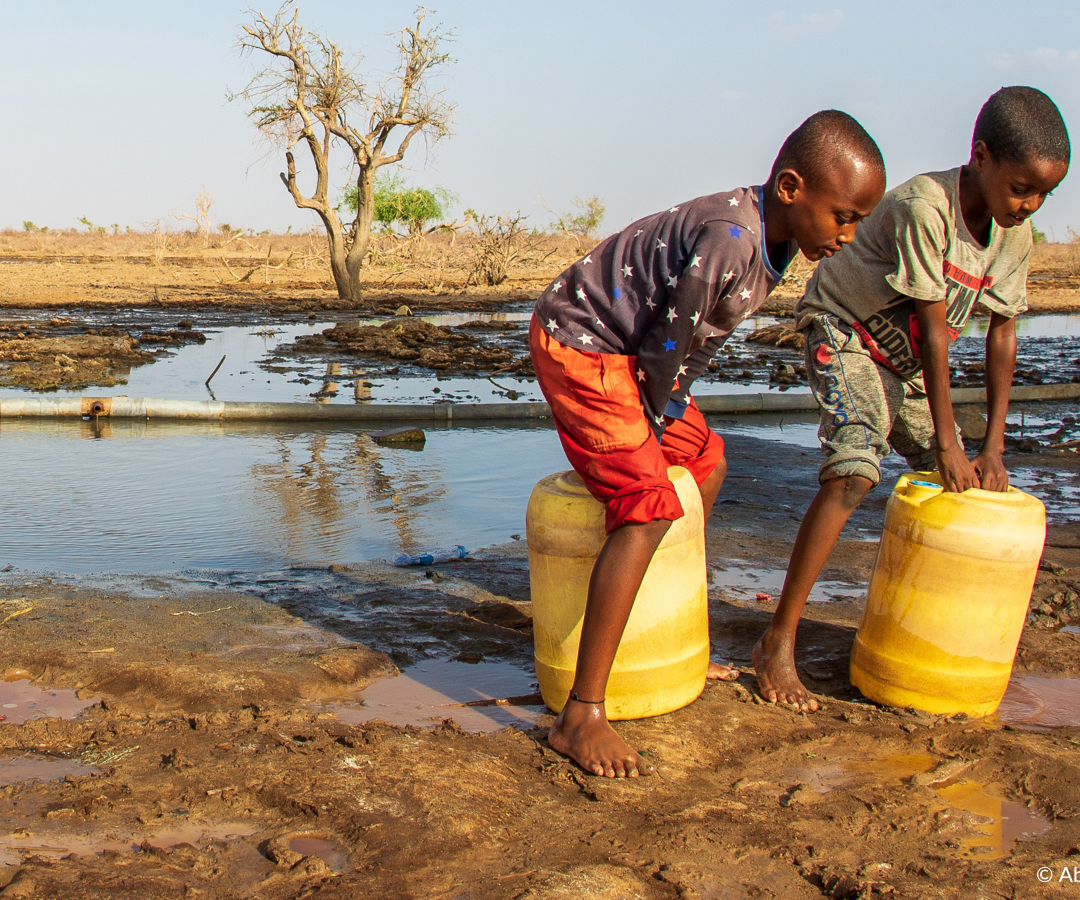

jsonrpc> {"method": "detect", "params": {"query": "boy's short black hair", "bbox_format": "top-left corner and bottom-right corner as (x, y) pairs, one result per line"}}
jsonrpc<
(769, 110), (885, 187)
(973, 86), (1070, 165)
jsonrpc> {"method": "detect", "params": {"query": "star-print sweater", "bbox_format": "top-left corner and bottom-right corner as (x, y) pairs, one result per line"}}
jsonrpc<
(534, 187), (792, 436)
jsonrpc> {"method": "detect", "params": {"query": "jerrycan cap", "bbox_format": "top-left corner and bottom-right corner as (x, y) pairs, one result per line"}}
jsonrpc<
(902, 479), (943, 502)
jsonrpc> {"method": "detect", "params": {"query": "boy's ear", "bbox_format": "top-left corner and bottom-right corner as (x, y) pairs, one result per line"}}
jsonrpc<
(970, 140), (994, 172)
(774, 169), (804, 206)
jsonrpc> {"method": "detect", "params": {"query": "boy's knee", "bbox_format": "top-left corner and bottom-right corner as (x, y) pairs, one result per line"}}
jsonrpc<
(823, 473), (874, 510)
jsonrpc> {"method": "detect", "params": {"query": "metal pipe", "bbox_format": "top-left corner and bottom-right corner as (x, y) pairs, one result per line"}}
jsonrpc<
(0, 382), (1077, 422)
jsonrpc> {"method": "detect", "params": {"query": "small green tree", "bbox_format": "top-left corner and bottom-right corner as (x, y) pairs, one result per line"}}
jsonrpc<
(343, 172), (456, 236)
(1031, 222), (1047, 244)
(553, 195), (606, 240)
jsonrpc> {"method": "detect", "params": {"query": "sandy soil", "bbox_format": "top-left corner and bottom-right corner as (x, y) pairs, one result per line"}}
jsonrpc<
(1, 428), (1079, 899)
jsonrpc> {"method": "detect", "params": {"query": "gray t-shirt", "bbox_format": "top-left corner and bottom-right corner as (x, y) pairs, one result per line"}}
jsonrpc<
(795, 167), (1032, 378)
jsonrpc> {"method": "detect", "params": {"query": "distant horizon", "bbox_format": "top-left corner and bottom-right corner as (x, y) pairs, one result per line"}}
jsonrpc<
(2, 2), (1079, 241)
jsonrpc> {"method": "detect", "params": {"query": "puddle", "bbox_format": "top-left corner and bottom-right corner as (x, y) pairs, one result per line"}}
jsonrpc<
(935, 780), (1052, 860)
(710, 564), (866, 603)
(0, 822), (259, 866)
(786, 750), (1051, 859)
(0, 754), (97, 787)
(996, 675), (1080, 730)
(288, 834), (348, 872)
(0, 679), (98, 725)
(788, 751), (936, 794)
(330, 659), (544, 732)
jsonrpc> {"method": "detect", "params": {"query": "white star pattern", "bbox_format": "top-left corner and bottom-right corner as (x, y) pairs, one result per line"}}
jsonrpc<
(578, 334), (593, 345)
(576, 286), (587, 301)
(654, 415), (664, 425)
(666, 275), (678, 288)
(582, 254), (592, 265)
(634, 229), (644, 237)
(656, 238), (667, 251)
(678, 365), (688, 376)
(722, 270), (735, 283)
(728, 197), (739, 206)
(552, 280), (563, 292)
(669, 206), (680, 213)
(739, 288), (752, 301)
(595, 317), (605, 329)
(637, 368), (646, 382)
(622, 264), (633, 277)
(547, 319), (557, 331)
(645, 297), (656, 309)
(666, 307), (678, 323)
(691, 311), (700, 326)
(689, 254), (702, 269)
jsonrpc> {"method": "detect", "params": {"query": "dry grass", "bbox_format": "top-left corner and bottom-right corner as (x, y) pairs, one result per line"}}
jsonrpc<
(0, 227), (587, 293)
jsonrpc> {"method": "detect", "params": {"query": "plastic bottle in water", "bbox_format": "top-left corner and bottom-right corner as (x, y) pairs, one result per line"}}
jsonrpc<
(391, 545), (467, 567)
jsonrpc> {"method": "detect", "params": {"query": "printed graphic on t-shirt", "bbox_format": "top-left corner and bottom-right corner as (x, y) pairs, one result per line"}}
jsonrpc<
(853, 261), (994, 378)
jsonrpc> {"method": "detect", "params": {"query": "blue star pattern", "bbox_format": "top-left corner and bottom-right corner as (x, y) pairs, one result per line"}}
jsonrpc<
(533, 186), (794, 437)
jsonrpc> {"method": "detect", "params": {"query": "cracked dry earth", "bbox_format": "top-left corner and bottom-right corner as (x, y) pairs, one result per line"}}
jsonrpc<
(0, 436), (1079, 898)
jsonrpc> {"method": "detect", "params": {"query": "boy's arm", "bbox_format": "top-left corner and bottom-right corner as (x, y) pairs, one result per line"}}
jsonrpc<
(914, 299), (979, 492)
(973, 312), (1016, 491)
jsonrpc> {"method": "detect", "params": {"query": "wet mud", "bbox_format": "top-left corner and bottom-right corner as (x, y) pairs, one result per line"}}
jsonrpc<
(1, 424), (1079, 897)
(0, 315), (207, 391)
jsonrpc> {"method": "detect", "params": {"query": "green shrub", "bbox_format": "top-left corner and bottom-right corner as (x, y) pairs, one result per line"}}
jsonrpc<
(343, 172), (456, 236)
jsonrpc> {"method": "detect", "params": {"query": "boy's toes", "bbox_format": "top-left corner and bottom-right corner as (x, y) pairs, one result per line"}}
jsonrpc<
(707, 661), (740, 681)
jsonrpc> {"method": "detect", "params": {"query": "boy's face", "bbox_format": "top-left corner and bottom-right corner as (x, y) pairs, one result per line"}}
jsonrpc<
(778, 158), (885, 261)
(970, 142), (1069, 229)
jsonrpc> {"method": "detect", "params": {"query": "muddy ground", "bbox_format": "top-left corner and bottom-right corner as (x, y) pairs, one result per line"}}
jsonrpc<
(1, 422), (1079, 899)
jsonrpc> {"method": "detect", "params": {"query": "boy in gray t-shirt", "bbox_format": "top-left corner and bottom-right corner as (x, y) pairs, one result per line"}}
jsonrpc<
(755, 87), (1071, 712)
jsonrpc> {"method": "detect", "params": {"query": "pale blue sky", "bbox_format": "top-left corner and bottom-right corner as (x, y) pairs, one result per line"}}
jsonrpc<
(3, 1), (1080, 239)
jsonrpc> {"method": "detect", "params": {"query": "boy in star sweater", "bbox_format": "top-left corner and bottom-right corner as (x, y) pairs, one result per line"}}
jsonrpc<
(529, 110), (887, 777)
(754, 87), (1070, 713)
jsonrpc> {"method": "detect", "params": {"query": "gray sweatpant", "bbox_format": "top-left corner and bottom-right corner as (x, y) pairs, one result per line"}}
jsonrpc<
(803, 313), (963, 486)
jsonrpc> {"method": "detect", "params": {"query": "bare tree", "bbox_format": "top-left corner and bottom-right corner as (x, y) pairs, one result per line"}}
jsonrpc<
(235, 3), (454, 303)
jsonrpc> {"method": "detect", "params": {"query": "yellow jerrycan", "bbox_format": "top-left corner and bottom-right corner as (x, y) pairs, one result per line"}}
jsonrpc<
(850, 473), (1046, 717)
(526, 466), (709, 720)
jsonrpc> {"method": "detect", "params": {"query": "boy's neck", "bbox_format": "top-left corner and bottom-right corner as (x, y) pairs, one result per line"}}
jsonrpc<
(958, 164), (992, 246)
(760, 183), (790, 253)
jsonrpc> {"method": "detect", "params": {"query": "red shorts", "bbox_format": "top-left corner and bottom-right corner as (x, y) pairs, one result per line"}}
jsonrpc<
(529, 316), (725, 532)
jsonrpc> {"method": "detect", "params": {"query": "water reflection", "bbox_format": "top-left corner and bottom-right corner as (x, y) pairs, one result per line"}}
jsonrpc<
(0, 419), (562, 573)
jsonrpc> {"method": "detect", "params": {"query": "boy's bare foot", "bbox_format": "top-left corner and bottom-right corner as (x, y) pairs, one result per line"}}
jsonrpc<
(548, 699), (653, 778)
(752, 633), (819, 712)
(706, 660), (739, 681)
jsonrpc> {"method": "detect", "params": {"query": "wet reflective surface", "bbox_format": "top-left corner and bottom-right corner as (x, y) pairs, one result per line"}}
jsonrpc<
(0, 755), (97, 788)
(0, 679), (98, 725)
(996, 674), (1080, 730)
(710, 563), (865, 603)
(0, 421), (567, 573)
(0, 822), (259, 867)
(330, 659), (543, 732)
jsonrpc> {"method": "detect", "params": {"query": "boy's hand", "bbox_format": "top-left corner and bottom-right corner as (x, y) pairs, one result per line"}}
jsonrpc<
(935, 443), (979, 492)
(972, 450), (1009, 492)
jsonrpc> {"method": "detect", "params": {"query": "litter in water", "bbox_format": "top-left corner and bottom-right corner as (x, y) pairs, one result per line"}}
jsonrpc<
(392, 545), (467, 567)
